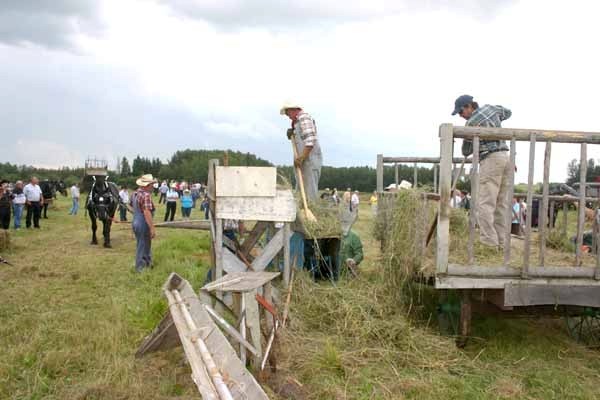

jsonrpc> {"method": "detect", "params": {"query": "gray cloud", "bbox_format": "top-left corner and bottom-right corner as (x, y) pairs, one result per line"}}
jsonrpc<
(161, 0), (517, 28)
(0, 0), (102, 48)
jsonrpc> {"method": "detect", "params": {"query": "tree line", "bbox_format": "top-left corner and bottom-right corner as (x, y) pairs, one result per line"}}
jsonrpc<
(3, 153), (598, 194)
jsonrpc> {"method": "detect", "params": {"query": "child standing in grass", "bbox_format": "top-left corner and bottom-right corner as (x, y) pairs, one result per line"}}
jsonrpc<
(181, 189), (193, 220)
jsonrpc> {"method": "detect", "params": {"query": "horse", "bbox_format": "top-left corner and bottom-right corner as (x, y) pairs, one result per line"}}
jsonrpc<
(86, 176), (120, 248)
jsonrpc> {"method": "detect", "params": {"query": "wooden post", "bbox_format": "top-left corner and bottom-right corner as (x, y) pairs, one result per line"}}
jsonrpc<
(433, 164), (438, 193)
(413, 162), (418, 187)
(394, 163), (399, 188)
(523, 133), (536, 278)
(539, 141), (552, 266)
(240, 294), (247, 365)
(503, 137), (517, 266)
(596, 209), (600, 280)
(576, 143), (587, 266)
(283, 223), (291, 287)
(549, 200), (555, 229)
(467, 137), (480, 265)
(215, 218), (224, 310)
(436, 124), (453, 275)
(244, 290), (263, 370)
(376, 154), (384, 193)
(562, 201), (568, 238)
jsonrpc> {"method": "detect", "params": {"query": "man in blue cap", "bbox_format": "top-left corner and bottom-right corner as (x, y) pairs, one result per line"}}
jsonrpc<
(452, 95), (512, 248)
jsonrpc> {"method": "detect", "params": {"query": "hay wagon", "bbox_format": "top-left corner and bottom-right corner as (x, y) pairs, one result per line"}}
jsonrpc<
(377, 124), (600, 347)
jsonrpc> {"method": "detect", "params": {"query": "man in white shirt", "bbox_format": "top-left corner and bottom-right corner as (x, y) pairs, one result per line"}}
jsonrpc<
(351, 191), (360, 212)
(24, 176), (43, 228)
(158, 181), (168, 204)
(164, 184), (179, 222)
(69, 183), (80, 215)
(118, 186), (130, 221)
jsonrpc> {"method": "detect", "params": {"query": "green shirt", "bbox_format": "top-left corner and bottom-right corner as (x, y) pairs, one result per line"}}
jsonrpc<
(340, 230), (363, 265)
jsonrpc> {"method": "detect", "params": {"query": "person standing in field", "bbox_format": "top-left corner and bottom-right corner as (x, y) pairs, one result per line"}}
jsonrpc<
(351, 190), (360, 213)
(369, 191), (378, 216)
(158, 181), (168, 204)
(181, 189), (193, 220)
(280, 101), (323, 202)
(24, 176), (43, 229)
(0, 185), (11, 230)
(164, 183), (179, 222)
(118, 185), (129, 221)
(131, 174), (157, 272)
(69, 183), (80, 215)
(453, 94), (512, 248)
(12, 181), (26, 229)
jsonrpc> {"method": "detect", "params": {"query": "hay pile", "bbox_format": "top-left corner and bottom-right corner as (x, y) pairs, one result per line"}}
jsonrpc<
(295, 200), (342, 239)
(0, 230), (10, 251)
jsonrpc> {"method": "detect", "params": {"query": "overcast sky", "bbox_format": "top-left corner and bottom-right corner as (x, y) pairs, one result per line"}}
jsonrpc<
(2, 0), (600, 183)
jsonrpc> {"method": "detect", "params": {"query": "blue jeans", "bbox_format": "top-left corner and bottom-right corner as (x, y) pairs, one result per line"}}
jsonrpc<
(70, 198), (79, 215)
(13, 204), (24, 229)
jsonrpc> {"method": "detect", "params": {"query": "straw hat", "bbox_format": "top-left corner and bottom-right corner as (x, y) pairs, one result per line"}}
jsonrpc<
(279, 100), (302, 115)
(136, 174), (157, 187)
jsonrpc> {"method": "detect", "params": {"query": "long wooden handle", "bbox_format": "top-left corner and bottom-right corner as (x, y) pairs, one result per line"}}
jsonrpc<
(290, 137), (311, 211)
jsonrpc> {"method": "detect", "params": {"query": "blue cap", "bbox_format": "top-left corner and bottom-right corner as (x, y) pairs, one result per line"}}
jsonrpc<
(452, 94), (473, 115)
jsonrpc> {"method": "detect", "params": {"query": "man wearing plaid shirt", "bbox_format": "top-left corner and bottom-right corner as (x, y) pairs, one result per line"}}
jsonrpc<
(453, 95), (512, 248)
(280, 102), (323, 201)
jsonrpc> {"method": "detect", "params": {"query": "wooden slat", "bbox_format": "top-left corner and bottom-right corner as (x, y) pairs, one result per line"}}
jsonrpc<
(448, 264), (598, 278)
(382, 157), (472, 164)
(503, 137), (517, 266)
(468, 136), (480, 265)
(562, 201), (568, 238)
(433, 164), (438, 193)
(596, 209), (600, 280)
(283, 223), (291, 287)
(135, 313), (180, 357)
(539, 141), (552, 266)
(523, 133), (537, 278)
(453, 126), (600, 144)
(376, 154), (384, 192)
(215, 166), (276, 197)
(436, 123), (453, 274)
(251, 228), (284, 271)
(216, 190), (296, 222)
(394, 163), (399, 188)
(239, 221), (269, 257)
(222, 248), (248, 273)
(436, 276), (600, 290)
(504, 284), (600, 308)
(413, 162), (418, 187)
(549, 200), (555, 229)
(244, 290), (263, 369)
(576, 143), (587, 266)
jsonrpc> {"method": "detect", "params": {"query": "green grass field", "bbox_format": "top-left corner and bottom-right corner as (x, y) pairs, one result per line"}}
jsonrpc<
(1, 195), (599, 399)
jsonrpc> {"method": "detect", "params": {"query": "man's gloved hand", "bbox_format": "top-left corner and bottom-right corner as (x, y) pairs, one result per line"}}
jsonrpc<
(286, 128), (294, 140)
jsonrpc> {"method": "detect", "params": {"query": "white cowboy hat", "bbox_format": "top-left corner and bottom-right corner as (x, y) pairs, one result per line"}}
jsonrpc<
(136, 174), (157, 187)
(279, 100), (302, 115)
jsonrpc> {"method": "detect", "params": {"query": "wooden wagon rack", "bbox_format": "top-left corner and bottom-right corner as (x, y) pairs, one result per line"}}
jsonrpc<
(377, 126), (600, 346)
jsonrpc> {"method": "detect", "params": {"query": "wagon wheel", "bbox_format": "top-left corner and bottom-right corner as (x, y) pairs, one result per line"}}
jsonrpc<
(564, 306), (600, 348)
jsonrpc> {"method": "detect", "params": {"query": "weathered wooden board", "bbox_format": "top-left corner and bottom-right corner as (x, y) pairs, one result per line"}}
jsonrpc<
(135, 312), (180, 357)
(203, 271), (280, 292)
(216, 166), (276, 197)
(222, 248), (248, 274)
(436, 276), (600, 290)
(216, 190), (296, 222)
(251, 228), (284, 271)
(504, 284), (600, 307)
(168, 273), (269, 400)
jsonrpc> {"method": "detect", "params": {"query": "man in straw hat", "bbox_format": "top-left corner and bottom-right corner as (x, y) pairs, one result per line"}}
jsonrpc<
(452, 94), (512, 248)
(280, 101), (323, 202)
(132, 174), (157, 272)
